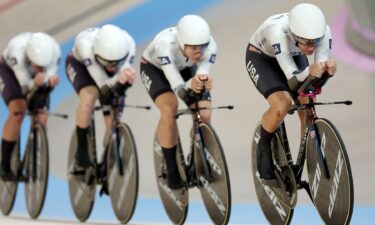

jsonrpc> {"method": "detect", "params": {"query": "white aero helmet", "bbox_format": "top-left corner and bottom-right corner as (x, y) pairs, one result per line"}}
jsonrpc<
(93, 24), (128, 63)
(176, 15), (211, 49)
(26, 32), (56, 67)
(288, 3), (326, 45)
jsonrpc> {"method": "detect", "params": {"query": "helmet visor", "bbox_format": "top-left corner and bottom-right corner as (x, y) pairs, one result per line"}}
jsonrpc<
(95, 53), (128, 67)
(291, 32), (324, 46)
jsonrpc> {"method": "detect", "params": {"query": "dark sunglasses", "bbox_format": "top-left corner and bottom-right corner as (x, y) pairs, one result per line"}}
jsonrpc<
(95, 53), (128, 67)
(291, 32), (324, 46)
(185, 42), (209, 50)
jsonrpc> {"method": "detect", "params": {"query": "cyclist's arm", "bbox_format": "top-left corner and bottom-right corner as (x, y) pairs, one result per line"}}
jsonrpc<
(267, 27), (310, 90)
(270, 29), (310, 82)
(115, 34), (136, 85)
(314, 26), (332, 63)
(4, 42), (35, 92)
(161, 63), (185, 91)
(118, 34), (136, 71)
(44, 42), (61, 87)
(195, 37), (217, 76)
(11, 63), (34, 92)
(314, 26), (336, 76)
(154, 41), (185, 92)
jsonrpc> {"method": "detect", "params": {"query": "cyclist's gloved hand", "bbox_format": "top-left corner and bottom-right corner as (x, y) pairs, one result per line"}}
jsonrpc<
(191, 75), (210, 93)
(176, 83), (197, 103)
(100, 84), (112, 100)
(112, 82), (131, 97)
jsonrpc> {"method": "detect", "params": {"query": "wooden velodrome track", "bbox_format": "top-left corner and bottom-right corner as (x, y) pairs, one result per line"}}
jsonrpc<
(0, 0), (374, 224)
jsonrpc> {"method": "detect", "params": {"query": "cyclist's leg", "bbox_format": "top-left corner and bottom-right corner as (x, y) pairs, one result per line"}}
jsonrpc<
(75, 86), (98, 168)
(1, 99), (26, 180)
(257, 91), (291, 187)
(155, 92), (183, 189)
(66, 55), (98, 169)
(245, 47), (292, 186)
(141, 60), (183, 189)
(0, 64), (26, 179)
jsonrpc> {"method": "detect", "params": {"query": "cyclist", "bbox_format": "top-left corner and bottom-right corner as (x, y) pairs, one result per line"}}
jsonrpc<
(65, 24), (136, 171)
(245, 3), (337, 187)
(0, 32), (61, 180)
(140, 15), (217, 189)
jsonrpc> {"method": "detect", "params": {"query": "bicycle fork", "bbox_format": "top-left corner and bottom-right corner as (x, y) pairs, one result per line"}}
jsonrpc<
(31, 127), (38, 181)
(308, 123), (331, 179)
(113, 126), (124, 176)
(194, 125), (213, 184)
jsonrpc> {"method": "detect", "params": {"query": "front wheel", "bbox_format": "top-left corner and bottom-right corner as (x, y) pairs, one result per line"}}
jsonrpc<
(251, 123), (294, 225)
(67, 129), (96, 222)
(306, 118), (354, 225)
(107, 123), (139, 224)
(24, 124), (49, 219)
(0, 141), (19, 215)
(196, 123), (231, 225)
(153, 133), (188, 225)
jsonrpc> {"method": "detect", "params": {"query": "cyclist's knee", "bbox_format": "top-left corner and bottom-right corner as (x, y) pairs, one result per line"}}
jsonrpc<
(79, 91), (98, 112)
(199, 111), (211, 123)
(9, 111), (25, 125)
(271, 99), (292, 119)
(8, 100), (27, 124)
(159, 102), (178, 119)
(79, 86), (99, 103)
(36, 112), (48, 127)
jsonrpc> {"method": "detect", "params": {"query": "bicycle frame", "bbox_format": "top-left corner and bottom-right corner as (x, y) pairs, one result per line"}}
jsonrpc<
(277, 96), (351, 198)
(176, 94), (233, 187)
(28, 113), (42, 181)
(17, 86), (53, 181)
(186, 101), (213, 186)
(92, 95), (150, 182)
(110, 97), (125, 175)
(91, 96), (125, 181)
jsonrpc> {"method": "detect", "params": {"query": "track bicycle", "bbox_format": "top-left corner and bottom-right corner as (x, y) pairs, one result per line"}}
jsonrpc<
(251, 74), (354, 225)
(0, 85), (67, 219)
(153, 90), (233, 225)
(67, 88), (149, 223)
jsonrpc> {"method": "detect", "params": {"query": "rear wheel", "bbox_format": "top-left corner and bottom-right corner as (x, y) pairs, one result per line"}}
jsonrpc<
(0, 141), (19, 215)
(67, 129), (96, 222)
(195, 123), (231, 225)
(107, 123), (139, 224)
(24, 124), (49, 218)
(306, 118), (354, 225)
(153, 134), (188, 225)
(251, 123), (294, 225)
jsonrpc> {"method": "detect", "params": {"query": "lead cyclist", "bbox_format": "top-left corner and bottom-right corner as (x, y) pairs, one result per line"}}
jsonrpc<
(245, 3), (337, 187)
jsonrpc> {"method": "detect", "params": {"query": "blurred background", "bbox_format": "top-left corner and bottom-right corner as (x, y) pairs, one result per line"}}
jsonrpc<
(0, 0), (374, 224)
